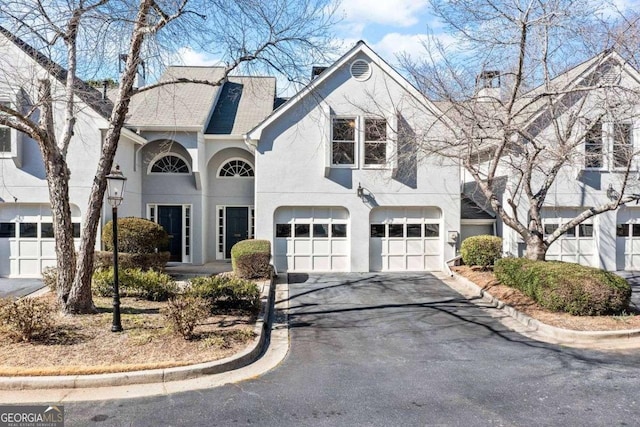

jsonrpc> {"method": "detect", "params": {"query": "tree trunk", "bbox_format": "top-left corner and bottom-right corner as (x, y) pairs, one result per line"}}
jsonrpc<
(524, 235), (547, 261)
(44, 153), (76, 305)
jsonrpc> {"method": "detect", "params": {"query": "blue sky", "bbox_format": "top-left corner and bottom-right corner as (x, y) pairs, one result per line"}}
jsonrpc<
(176, 0), (636, 84)
(177, 1), (445, 71)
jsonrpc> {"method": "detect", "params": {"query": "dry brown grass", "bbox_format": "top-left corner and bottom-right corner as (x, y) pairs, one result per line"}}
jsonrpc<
(453, 265), (640, 331)
(0, 294), (257, 376)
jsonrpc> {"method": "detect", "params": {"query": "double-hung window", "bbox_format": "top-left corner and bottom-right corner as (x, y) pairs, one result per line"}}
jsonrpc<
(584, 121), (603, 169)
(0, 101), (11, 154)
(332, 118), (356, 166)
(331, 116), (389, 167)
(363, 118), (387, 166)
(612, 123), (633, 168)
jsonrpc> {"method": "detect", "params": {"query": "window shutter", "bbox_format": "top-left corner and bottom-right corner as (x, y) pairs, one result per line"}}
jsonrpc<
(323, 104), (332, 177)
(389, 111), (399, 175)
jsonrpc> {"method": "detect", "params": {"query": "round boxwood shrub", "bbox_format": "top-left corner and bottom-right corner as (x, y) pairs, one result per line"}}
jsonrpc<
(461, 235), (502, 268)
(494, 258), (631, 315)
(230, 239), (272, 279)
(102, 217), (169, 254)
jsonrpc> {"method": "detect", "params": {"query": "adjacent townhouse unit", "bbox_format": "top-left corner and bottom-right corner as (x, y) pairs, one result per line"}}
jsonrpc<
(1, 25), (639, 278)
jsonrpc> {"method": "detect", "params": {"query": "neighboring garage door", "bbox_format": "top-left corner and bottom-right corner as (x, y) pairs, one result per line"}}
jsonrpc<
(616, 208), (640, 270)
(0, 204), (81, 277)
(369, 207), (442, 271)
(542, 208), (595, 267)
(274, 206), (349, 272)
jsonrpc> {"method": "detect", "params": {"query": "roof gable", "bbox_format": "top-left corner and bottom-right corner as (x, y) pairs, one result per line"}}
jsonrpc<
(246, 41), (450, 141)
(0, 25), (113, 119)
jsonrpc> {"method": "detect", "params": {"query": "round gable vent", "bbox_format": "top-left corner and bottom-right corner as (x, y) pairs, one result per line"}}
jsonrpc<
(350, 59), (372, 81)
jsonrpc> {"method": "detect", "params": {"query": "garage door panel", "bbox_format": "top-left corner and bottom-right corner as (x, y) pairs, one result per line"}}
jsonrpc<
(312, 256), (330, 270)
(273, 206), (350, 272)
(331, 256), (349, 271)
(293, 239), (312, 254)
(424, 240), (439, 254)
(331, 240), (348, 254)
(369, 207), (443, 272)
(41, 241), (56, 257)
(313, 240), (330, 254)
(406, 240), (422, 254)
(19, 241), (38, 256)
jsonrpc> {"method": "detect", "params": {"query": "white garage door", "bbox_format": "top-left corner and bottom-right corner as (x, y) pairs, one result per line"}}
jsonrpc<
(369, 207), (442, 271)
(274, 206), (349, 272)
(0, 204), (81, 277)
(542, 208), (595, 267)
(616, 208), (640, 270)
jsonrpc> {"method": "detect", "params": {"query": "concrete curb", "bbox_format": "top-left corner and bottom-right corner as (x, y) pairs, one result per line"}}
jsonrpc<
(0, 277), (275, 391)
(438, 271), (640, 346)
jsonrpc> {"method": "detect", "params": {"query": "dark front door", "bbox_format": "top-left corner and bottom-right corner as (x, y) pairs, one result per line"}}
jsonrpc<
(158, 206), (183, 262)
(225, 207), (249, 258)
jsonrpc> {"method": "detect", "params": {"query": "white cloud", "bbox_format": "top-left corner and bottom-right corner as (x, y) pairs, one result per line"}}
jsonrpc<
(372, 33), (428, 63)
(339, 0), (428, 27)
(175, 47), (221, 67)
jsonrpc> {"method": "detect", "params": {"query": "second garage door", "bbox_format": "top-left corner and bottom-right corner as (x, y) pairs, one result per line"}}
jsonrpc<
(369, 207), (442, 271)
(274, 206), (349, 272)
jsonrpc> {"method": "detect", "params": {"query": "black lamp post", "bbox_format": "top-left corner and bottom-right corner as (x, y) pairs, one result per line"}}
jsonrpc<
(106, 165), (127, 332)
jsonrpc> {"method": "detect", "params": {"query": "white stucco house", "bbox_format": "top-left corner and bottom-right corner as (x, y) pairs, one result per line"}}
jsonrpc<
(1, 25), (640, 278)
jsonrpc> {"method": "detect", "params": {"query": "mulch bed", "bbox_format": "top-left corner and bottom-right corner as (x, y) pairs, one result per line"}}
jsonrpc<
(453, 265), (640, 331)
(0, 294), (257, 376)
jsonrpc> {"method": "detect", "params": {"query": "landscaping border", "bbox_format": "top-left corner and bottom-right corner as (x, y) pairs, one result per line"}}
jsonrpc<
(0, 276), (276, 390)
(444, 271), (640, 345)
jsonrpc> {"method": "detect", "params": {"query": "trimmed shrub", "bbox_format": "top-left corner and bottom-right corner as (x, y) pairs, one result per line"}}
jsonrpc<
(187, 275), (261, 310)
(494, 258), (631, 316)
(94, 251), (170, 271)
(102, 217), (169, 254)
(0, 297), (55, 342)
(41, 267), (58, 292)
(461, 235), (502, 268)
(231, 239), (271, 279)
(91, 268), (177, 301)
(162, 295), (210, 340)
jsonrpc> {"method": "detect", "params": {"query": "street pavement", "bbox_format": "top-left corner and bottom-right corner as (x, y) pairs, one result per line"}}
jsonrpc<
(61, 273), (640, 426)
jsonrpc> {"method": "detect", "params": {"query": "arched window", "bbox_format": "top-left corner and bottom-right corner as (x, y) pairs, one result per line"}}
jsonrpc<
(218, 159), (254, 177)
(150, 154), (190, 174)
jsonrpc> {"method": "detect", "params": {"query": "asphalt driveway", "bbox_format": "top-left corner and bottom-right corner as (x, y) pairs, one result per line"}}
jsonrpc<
(67, 272), (640, 426)
(0, 277), (44, 298)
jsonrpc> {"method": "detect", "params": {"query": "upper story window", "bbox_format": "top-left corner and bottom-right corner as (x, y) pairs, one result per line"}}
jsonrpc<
(584, 121), (603, 169)
(149, 154), (190, 174)
(331, 116), (389, 167)
(583, 121), (635, 170)
(0, 101), (12, 153)
(613, 122), (633, 168)
(364, 118), (387, 166)
(332, 118), (356, 165)
(218, 159), (254, 177)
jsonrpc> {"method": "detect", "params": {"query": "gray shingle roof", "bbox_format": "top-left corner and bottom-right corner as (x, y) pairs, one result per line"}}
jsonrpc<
(127, 66), (226, 128)
(205, 76), (276, 135)
(461, 196), (495, 220)
(0, 25), (113, 119)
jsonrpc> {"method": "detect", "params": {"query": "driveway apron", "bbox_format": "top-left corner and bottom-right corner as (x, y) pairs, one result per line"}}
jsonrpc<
(65, 272), (640, 427)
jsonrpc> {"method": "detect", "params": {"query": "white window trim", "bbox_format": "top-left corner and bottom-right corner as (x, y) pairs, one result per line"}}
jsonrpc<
(216, 157), (255, 178)
(331, 116), (358, 168)
(582, 120), (605, 171)
(146, 203), (192, 263)
(0, 99), (20, 162)
(362, 116), (391, 169)
(610, 121), (635, 171)
(583, 121), (637, 172)
(146, 152), (192, 175)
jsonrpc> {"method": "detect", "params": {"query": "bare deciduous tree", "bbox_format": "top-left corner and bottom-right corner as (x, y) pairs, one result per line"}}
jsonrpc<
(0, 0), (337, 313)
(401, 0), (640, 260)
